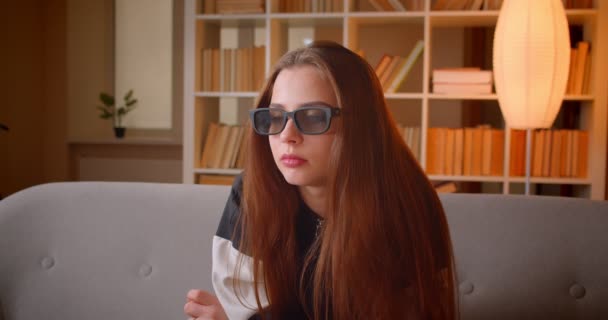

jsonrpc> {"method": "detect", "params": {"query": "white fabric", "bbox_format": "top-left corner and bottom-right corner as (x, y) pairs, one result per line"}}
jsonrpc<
(212, 236), (268, 320)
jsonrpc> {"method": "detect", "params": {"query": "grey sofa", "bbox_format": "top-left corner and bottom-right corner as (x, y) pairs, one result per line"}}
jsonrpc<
(0, 182), (606, 320)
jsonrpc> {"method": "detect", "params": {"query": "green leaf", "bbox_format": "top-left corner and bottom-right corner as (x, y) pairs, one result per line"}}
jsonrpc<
(117, 108), (127, 116)
(99, 92), (115, 106)
(124, 89), (134, 101)
(126, 98), (138, 107)
(96, 106), (113, 117)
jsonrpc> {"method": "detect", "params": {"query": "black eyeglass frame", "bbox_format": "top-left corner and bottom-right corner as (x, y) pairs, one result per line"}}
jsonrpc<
(249, 106), (341, 135)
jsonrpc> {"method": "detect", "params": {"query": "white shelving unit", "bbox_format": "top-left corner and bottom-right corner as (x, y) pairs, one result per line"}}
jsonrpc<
(183, 0), (607, 199)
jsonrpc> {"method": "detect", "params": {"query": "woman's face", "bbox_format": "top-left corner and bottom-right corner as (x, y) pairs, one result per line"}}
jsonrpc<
(268, 65), (339, 188)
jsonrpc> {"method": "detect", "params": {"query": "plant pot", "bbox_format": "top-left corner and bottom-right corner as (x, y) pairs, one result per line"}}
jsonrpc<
(114, 127), (126, 138)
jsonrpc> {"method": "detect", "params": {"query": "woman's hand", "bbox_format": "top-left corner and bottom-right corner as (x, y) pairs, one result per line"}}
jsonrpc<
(184, 289), (228, 320)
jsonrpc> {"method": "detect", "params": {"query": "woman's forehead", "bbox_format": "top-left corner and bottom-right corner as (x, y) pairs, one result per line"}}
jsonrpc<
(271, 66), (338, 109)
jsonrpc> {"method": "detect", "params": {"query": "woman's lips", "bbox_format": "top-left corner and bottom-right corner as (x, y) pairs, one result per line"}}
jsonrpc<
(280, 154), (307, 168)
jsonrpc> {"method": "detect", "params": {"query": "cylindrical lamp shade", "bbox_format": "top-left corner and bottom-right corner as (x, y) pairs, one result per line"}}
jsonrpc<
(493, 0), (570, 129)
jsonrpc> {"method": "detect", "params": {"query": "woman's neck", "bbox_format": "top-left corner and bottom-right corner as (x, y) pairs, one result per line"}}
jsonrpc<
(298, 185), (327, 218)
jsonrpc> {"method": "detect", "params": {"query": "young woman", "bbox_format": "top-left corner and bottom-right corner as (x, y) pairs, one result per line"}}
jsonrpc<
(184, 41), (457, 320)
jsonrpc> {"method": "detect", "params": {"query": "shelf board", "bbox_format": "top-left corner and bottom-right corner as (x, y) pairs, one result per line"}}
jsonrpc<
(195, 168), (243, 175)
(347, 12), (425, 24)
(428, 175), (504, 182)
(428, 175), (591, 185)
(508, 177), (591, 185)
(384, 93), (424, 99)
(269, 14), (344, 27)
(196, 14), (266, 27)
(426, 94), (593, 101)
(429, 9), (597, 27)
(563, 95), (594, 101)
(428, 93), (497, 100)
(270, 12), (344, 18)
(566, 9), (598, 24)
(430, 11), (499, 27)
(195, 92), (259, 98)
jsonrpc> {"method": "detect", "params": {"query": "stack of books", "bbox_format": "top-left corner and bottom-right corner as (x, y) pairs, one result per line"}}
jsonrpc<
(510, 129), (588, 178)
(200, 123), (248, 169)
(367, 0), (424, 11)
(204, 0), (265, 14)
(426, 125), (504, 177)
(566, 41), (592, 95)
(373, 40), (424, 93)
(432, 68), (493, 95)
(278, 0), (343, 12)
(200, 46), (266, 92)
(432, 0), (502, 10)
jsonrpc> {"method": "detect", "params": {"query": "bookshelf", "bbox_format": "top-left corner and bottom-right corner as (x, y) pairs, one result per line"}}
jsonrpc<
(183, 0), (607, 199)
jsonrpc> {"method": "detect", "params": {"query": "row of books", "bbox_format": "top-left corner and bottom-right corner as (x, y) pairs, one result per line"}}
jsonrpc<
(396, 125), (421, 162)
(367, 0), (424, 11)
(511, 129), (588, 178)
(432, 0), (502, 10)
(203, 0), (265, 14)
(567, 41), (591, 95)
(373, 40), (424, 93)
(200, 123), (247, 169)
(426, 126), (504, 176)
(432, 68), (493, 94)
(201, 0), (591, 15)
(278, 0), (343, 12)
(426, 126), (588, 178)
(200, 46), (266, 92)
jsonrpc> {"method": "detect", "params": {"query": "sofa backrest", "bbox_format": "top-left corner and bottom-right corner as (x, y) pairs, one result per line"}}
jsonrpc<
(0, 182), (228, 320)
(0, 182), (606, 319)
(440, 193), (608, 320)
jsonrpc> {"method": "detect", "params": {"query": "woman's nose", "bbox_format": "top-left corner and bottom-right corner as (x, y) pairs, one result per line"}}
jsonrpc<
(279, 118), (303, 144)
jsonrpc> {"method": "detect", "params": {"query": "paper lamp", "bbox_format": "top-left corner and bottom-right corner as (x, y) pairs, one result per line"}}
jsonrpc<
(493, 0), (571, 194)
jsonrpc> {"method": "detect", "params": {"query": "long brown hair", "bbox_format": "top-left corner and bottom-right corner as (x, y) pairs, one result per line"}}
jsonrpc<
(239, 41), (457, 319)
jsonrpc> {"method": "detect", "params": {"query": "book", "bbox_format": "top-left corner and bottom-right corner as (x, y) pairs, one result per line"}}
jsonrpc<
(572, 41), (590, 95)
(433, 181), (457, 193)
(509, 129), (526, 177)
(444, 128), (455, 175)
(577, 131), (588, 177)
(453, 128), (464, 175)
(433, 82), (492, 94)
(386, 40), (425, 93)
(550, 130), (563, 178)
(471, 127), (483, 176)
(200, 122), (220, 168)
(490, 129), (504, 176)
(432, 68), (493, 84)
(426, 127), (445, 175)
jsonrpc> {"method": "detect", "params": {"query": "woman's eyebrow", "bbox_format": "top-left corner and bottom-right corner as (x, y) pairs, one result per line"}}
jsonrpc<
(269, 101), (334, 109)
(300, 101), (333, 108)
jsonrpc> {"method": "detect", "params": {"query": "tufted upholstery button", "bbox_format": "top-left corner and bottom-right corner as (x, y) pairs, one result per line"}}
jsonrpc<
(459, 281), (474, 295)
(569, 284), (586, 299)
(139, 264), (153, 278)
(41, 257), (55, 270)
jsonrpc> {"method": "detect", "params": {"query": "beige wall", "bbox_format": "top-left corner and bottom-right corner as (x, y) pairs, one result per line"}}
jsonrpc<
(66, 0), (183, 141)
(0, 0), (183, 197)
(67, 0), (114, 139)
(0, 0), (68, 197)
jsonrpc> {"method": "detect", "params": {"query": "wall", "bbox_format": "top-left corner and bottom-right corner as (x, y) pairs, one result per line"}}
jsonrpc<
(0, 0), (68, 198)
(66, 0), (183, 140)
(66, 0), (114, 139)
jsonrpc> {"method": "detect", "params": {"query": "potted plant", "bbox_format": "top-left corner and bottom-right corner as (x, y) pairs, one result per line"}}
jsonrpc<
(96, 89), (138, 138)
